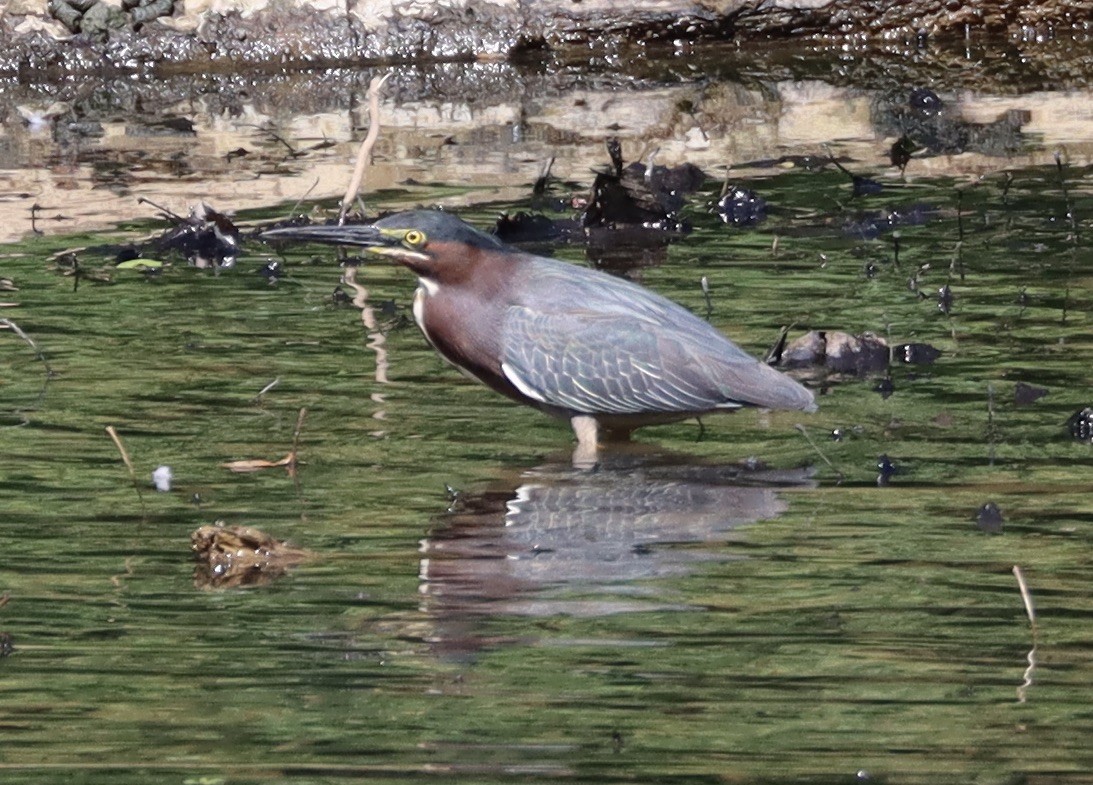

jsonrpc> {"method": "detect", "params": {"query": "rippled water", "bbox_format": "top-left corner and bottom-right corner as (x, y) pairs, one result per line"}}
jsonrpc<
(1, 46), (1091, 785)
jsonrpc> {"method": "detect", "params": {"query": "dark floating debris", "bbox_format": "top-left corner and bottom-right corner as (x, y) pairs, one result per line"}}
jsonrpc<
(491, 140), (708, 257)
(909, 87), (943, 118)
(895, 343), (942, 365)
(843, 204), (936, 240)
(493, 141), (706, 259)
(735, 154), (831, 171)
(775, 330), (890, 375)
(876, 454), (898, 486)
(46, 199), (252, 283)
(532, 156), (555, 197)
(582, 169), (679, 229)
(937, 285), (954, 314)
(644, 160), (706, 195)
(581, 138), (693, 233)
(115, 245), (141, 265)
(1066, 407), (1093, 443)
(143, 199), (241, 269)
(889, 135), (921, 173)
(258, 260), (283, 282)
(829, 155), (884, 197)
(771, 331), (939, 390)
(191, 522), (310, 590)
(716, 185), (767, 227)
(528, 156), (585, 213)
(975, 502), (1005, 534)
(1014, 382), (1048, 407)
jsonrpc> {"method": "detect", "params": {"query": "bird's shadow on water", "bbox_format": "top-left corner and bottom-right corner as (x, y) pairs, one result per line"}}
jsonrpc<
(420, 447), (816, 661)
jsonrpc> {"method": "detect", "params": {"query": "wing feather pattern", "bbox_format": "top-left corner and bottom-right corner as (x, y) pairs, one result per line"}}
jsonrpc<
(499, 258), (815, 416)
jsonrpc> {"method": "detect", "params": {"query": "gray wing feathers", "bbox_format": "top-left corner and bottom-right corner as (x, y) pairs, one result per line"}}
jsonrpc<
(501, 306), (798, 416)
(503, 311), (681, 414)
(500, 259), (815, 416)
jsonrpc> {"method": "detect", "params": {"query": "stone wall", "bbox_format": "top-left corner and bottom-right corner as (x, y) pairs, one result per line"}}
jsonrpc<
(0, 0), (1089, 74)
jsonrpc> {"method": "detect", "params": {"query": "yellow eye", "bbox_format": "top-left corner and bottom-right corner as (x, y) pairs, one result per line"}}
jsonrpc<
(403, 230), (426, 248)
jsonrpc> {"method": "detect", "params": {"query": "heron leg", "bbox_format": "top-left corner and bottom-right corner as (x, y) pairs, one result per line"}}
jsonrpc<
(570, 415), (599, 469)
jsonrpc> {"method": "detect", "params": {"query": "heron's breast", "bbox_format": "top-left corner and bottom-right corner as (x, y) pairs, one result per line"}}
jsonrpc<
(412, 277), (440, 338)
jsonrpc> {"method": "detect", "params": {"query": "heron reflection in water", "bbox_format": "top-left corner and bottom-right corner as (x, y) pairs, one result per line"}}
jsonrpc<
(417, 452), (815, 660)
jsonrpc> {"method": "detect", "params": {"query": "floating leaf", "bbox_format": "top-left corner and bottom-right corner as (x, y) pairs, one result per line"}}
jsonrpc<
(116, 258), (164, 270)
(220, 453), (295, 473)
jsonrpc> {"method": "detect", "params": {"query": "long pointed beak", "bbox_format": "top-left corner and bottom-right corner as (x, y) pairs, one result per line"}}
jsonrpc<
(261, 223), (393, 248)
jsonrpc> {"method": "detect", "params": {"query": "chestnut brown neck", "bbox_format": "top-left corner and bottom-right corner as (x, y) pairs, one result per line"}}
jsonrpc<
(405, 240), (522, 294)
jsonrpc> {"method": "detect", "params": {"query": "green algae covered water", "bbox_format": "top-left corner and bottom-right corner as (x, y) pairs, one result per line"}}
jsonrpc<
(0, 58), (1091, 784)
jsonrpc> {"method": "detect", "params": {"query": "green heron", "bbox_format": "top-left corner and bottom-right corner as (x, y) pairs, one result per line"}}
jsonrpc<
(264, 210), (816, 464)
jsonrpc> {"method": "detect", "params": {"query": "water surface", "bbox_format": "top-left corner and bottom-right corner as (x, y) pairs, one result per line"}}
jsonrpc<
(0, 46), (1091, 785)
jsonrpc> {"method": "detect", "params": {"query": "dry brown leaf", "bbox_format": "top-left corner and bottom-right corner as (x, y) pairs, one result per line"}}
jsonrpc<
(220, 453), (295, 473)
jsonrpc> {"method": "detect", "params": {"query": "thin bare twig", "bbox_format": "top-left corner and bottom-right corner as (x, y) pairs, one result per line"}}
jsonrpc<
(0, 318), (51, 375)
(339, 73), (391, 225)
(256, 126), (302, 159)
(252, 377), (281, 404)
(288, 178), (321, 218)
(1012, 565), (1037, 631)
(289, 407), (307, 462)
(1013, 565), (1038, 703)
(220, 407), (307, 481)
(105, 425), (146, 519)
(794, 423), (843, 481)
(1, 318), (50, 423)
(287, 407), (307, 496)
(137, 196), (185, 223)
